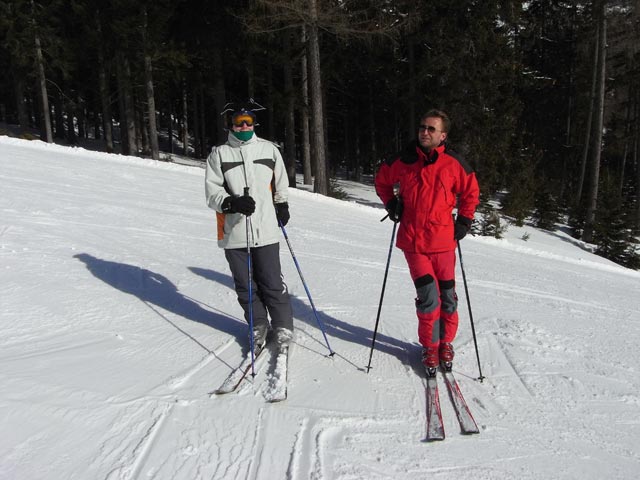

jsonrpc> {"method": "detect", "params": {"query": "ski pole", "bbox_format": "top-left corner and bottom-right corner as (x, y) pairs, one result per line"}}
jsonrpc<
(279, 222), (334, 356)
(245, 187), (257, 377)
(457, 240), (485, 382)
(366, 217), (398, 372)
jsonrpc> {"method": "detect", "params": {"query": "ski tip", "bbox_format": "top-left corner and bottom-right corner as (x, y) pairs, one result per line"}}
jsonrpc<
(423, 436), (445, 443)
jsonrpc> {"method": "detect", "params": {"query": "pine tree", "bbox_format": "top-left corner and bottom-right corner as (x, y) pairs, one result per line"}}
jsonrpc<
(473, 195), (508, 239)
(533, 179), (563, 230)
(593, 177), (640, 268)
(501, 148), (537, 226)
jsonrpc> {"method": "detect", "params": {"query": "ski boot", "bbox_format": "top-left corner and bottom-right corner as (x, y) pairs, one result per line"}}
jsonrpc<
(439, 342), (454, 372)
(422, 347), (439, 377)
(274, 327), (293, 347)
(252, 323), (269, 351)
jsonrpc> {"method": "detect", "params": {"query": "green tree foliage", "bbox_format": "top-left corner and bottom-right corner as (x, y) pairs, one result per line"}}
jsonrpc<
(532, 178), (563, 231)
(473, 194), (508, 239)
(593, 177), (640, 268)
(501, 147), (538, 226)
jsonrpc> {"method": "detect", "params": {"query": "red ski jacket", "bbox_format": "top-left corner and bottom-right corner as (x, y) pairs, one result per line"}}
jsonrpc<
(375, 142), (480, 254)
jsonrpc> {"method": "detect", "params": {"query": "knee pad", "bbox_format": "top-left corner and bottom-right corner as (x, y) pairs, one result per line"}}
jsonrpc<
(438, 279), (458, 314)
(414, 274), (439, 314)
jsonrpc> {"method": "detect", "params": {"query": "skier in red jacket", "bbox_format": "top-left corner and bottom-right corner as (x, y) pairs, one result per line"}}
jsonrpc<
(374, 109), (480, 373)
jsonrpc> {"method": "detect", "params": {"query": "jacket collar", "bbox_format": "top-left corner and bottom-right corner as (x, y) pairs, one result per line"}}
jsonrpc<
(227, 131), (258, 147)
(416, 142), (445, 164)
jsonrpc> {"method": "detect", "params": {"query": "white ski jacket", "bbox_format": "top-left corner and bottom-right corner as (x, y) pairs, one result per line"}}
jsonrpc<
(205, 132), (289, 249)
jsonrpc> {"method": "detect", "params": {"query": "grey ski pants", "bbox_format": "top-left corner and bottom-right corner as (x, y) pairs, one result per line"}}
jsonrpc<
(224, 242), (293, 331)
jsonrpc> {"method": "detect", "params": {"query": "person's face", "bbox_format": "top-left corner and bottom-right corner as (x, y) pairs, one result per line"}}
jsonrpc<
(231, 113), (255, 132)
(418, 117), (447, 150)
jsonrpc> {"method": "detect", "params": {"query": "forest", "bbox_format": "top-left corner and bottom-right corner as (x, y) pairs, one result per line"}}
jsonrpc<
(1, 0), (639, 268)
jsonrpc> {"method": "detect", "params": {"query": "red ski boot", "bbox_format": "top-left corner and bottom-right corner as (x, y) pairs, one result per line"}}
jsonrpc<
(439, 342), (454, 371)
(422, 347), (439, 377)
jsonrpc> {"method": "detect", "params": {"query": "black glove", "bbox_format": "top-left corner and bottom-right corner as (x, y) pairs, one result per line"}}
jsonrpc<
(222, 195), (256, 216)
(454, 215), (472, 241)
(275, 202), (290, 226)
(385, 197), (403, 223)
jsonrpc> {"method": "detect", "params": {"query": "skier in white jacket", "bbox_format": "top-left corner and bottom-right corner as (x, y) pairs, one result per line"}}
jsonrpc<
(205, 102), (293, 349)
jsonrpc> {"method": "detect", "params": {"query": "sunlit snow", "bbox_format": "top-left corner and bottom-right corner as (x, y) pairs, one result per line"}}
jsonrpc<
(1, 136), (639, 479)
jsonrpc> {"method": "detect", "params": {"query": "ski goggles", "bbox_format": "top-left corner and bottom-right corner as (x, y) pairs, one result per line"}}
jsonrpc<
(231, 111), (256, 127)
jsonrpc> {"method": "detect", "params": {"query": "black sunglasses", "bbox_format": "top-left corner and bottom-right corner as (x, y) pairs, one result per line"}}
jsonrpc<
(418, 125), (439, 133)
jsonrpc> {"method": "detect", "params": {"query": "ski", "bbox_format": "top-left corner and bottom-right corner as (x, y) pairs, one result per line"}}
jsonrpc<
(441, 369), (480, 435)
(265, 344), (290, 403)
(213, 345), (268, 395)
(425, 369), (445, 441)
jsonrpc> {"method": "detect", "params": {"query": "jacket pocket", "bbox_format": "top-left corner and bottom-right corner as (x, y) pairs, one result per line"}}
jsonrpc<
(429, 172), (456, 225)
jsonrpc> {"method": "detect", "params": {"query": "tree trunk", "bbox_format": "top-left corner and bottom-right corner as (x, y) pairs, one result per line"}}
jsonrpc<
(266, 61), (275, 141)
(54, 92), (65, 138)
(13, 73), (29, 128)
(634, 97), (640, 232)
(355, 127), (362, 182)
(117, 53), (136, 155)
(66, 100), (76, 144)
(199, 82), (206, 157)
(142, 7), (159, 160)
(583, 1), (607, 243)
(308, 0), (327, 195)
(618, 103), (631, 196)
(284, 41), (297, 188)
(167, 104), (173, 154)
(95, 11), (113, 152)
(213, 48), (226, 146)
(77, 94), (86, 139)
(369, 83), (377, 168)
(98, 60), (114, 153)
(300, 26), (313, 186)
(138, 108), (148, 155)
(181, 80), (189, 156)
(576, 31), (599, 207)
(32, 3), (52, 143)
(407, 39), (416, 138)
(247, 57), (255, 99)
(192, 83), (201, 157)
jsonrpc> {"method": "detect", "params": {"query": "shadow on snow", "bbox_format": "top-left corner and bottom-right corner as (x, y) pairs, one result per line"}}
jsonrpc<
(73, 253), (420, 372)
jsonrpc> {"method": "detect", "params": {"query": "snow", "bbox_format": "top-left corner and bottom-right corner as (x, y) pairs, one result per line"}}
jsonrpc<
(1, 136), (640, 480)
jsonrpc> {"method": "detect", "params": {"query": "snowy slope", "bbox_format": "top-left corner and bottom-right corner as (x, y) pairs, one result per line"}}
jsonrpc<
(1, 136), (639, 480)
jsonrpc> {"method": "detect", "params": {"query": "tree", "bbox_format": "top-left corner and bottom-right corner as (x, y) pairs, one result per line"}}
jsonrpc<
(1, 0), (63, 140)
(583, 0), (608, 243)
(242, 0), (405, 195)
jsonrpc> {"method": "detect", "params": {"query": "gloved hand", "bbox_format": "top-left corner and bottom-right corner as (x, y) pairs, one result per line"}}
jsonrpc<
(275, 202), (290, 226)
(222, 195), (256, 216)
(385, 197), (403, 223)
(454, 215), (472, 240)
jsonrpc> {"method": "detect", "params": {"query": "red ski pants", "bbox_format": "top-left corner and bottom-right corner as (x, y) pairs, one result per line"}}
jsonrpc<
(403, 249), (459, 349)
